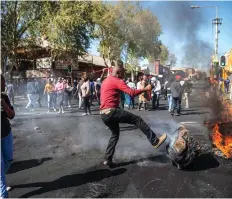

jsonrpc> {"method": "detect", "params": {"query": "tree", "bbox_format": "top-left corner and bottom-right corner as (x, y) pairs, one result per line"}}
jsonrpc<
(1, 1), (105, 75)
(168, 53), (177, 68)
(147, 44), (169, 65)
(1, 1), (45, 74)
(159, 45), (169, 65)
(95, 2), (162, 66)
(32, 1), (103, 59)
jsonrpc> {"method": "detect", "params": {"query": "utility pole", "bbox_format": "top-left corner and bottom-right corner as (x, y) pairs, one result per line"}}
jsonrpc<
(212, 7), (222, 60)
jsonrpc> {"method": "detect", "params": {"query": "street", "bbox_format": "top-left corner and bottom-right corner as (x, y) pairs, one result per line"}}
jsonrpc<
(7, 81), (232, 198)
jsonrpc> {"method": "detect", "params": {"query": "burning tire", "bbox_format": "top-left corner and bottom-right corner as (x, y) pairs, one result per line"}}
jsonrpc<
(166, 126), (201, 170)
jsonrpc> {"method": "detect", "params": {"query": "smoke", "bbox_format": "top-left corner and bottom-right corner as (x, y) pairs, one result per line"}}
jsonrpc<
(146, 1), (213, 69)
(13, 111), (181, 163)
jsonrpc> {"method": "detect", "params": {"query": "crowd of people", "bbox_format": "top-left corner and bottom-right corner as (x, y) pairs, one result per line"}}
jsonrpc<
(118, 74), (193, 116)
(2, 63), (232, 197)
(2, 70), (195, 117)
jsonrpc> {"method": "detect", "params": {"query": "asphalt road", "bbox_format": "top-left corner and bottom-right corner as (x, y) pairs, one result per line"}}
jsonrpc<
(7, 81), (232, 198)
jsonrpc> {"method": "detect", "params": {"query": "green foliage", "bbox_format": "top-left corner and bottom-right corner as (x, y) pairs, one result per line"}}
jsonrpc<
(95, 2), (163, 64)
(1, 1), (170, 76)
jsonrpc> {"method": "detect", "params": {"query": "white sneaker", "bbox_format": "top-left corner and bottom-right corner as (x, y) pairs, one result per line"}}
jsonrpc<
(62, 111), (65, 114)
(6, 187), (12, 191)
(82, 113), (87, 116)
(68, 105), (71, 108)
(53, 108), (57, 111)
(87, 113), (92, 115)
(47, 110), (50, 113)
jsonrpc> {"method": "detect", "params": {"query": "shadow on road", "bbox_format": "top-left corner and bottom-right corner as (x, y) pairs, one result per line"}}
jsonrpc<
(12, 168), (126, 198)
(7, 157), (52, 174)
(180, 111), (209, 116)
(184, 153), (220, 171)
(110, 154), (170, 168)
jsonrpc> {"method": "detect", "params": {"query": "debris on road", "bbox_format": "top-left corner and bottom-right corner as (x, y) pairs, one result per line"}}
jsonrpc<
(166, 126), (201, 170)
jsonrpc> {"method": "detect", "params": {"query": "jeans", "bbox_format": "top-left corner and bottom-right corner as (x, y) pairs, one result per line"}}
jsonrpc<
(171, 97), (181, 114)
(184, 92), (189, 108)
(47, 93), (53, 110)
(78, 93), (83, 109)
(225, 85), (229, 94)
(119, 100), (125, 110)
(26, 94), (39, 109)
(7, 93), (14, 105)
(52, 93), (57, 109)
(167, 94), (172, 111)
(128, 96), (134, 109)
(64, 93), (71, 107)
(1, 132), (13, 198)
(101, 108), (158, 161)
(83, 97), (91, 114)
(152, 93), (160, 109)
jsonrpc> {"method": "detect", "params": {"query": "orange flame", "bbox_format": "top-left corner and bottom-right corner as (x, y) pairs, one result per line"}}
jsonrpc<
(212, 124), (232, 158)
(211, 100), (232, 158)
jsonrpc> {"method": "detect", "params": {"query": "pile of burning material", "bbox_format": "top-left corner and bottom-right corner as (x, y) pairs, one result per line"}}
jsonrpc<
(206, 100), (232, 159)
(166, 126), (201, 170)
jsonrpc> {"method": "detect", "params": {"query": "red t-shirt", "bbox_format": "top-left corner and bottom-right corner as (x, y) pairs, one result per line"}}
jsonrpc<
(100, 75), (143, 110)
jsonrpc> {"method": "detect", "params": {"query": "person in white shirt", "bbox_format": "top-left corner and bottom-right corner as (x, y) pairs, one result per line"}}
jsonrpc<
(151, 77), (161, 110)
(127, 79), (136, 109)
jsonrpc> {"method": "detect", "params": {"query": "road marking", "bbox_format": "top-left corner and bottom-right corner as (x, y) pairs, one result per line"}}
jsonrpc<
(180, 121), (203, 124)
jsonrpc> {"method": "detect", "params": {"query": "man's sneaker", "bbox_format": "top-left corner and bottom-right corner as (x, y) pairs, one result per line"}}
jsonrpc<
(82, 113), (87, 116)
(53, 108), (57, 111)
(87, 113), (92, 115)
(175, 113), (180, 116)
(68, 105), (71, 108)
(62, 111), (65, 114)
(6, 187), (12, 192)
(103, 160), (116, 166)
(153, 134), (167, 149)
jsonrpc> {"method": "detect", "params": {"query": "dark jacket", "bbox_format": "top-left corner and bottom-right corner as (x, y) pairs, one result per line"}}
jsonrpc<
(1, 94), (14, 138)
(183, 81), (192, 93)
(27, 82), (36, 94)
(170, 81), (182, 98)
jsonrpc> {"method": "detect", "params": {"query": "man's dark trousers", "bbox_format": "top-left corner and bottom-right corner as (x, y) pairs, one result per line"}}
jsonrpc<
(171, 97), (181, 114)
(101, 108), (158, 161)
(152, 93), (159, 109)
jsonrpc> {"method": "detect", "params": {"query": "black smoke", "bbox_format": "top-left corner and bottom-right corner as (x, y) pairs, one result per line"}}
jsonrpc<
(144, 1), (213, 69)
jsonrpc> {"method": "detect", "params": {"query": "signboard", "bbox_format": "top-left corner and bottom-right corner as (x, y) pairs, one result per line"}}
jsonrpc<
(36, 57), (52, 69)
(26, 70), (51, 78)
(55, 59), (79, 70)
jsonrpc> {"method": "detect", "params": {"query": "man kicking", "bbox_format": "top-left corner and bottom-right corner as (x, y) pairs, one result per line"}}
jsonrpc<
(100, 60), (167, 165)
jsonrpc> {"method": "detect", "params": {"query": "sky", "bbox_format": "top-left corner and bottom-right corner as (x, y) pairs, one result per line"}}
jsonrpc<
(88, 1), (232, 68)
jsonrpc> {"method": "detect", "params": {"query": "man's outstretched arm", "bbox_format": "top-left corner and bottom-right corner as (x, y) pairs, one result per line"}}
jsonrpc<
(116, 79), (151, 97)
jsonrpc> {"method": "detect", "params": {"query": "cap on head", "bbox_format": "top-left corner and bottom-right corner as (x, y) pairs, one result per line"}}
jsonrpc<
(175, 75), (181, 80)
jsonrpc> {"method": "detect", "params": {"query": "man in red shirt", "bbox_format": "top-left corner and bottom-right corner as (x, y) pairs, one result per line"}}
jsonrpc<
(100, 60), (167, 166)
